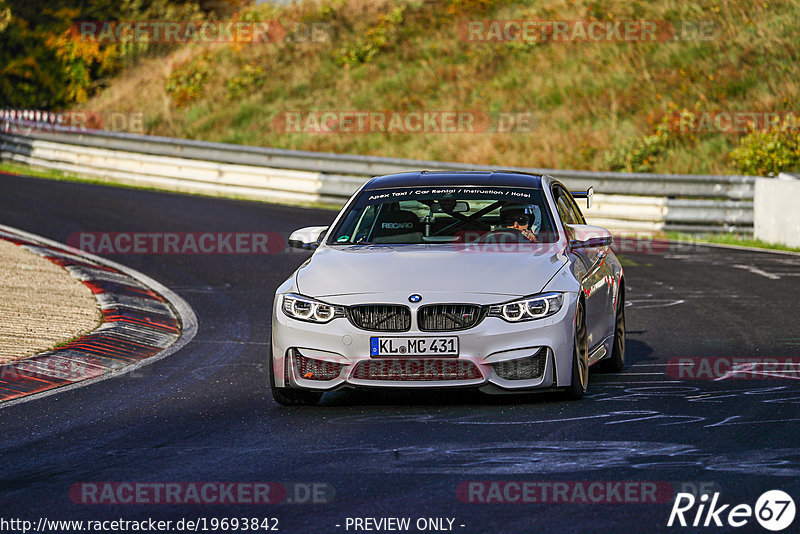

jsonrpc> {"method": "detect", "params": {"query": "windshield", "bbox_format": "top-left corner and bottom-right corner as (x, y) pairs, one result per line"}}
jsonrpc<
(328, 186), (557, 245)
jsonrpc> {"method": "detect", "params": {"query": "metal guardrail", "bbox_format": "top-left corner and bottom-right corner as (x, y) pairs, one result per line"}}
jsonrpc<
(0, 112), (758, 232)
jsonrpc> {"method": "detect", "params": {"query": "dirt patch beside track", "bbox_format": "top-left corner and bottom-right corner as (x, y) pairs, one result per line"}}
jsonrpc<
(0, 238), (101, 364)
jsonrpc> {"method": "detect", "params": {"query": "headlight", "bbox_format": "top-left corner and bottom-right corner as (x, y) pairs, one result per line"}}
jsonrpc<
(281, 293), (345, 323)
(488, 292), (563, 322)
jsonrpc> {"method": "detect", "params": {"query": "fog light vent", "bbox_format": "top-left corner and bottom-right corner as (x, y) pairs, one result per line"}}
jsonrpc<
(294, 353), (342, 380)
(492, 348), (547, 380)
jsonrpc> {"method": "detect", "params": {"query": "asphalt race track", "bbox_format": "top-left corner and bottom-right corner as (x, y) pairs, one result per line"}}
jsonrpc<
(1, 174), (799, 533)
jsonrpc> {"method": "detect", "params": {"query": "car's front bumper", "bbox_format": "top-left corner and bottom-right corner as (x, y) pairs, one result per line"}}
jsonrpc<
(271, 292), (578, 394)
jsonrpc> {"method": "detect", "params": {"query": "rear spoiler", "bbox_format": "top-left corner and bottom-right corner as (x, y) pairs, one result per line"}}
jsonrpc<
(571, 186), (594, 209)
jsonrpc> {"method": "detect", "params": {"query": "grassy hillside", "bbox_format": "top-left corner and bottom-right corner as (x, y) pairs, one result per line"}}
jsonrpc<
(82, 0), (800, 175)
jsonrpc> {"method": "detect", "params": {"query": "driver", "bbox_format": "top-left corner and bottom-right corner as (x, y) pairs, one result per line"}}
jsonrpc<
(499, 204), (539, 243)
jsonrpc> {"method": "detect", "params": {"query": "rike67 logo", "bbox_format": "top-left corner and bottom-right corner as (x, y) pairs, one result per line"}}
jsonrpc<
(668, 490), (795, 531)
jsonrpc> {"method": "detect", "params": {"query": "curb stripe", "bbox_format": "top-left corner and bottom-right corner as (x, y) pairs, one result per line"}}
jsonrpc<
(0, 225), (197, 407)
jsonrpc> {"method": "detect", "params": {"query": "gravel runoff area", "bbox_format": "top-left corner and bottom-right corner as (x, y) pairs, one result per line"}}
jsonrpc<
(0, 238), (101, 364)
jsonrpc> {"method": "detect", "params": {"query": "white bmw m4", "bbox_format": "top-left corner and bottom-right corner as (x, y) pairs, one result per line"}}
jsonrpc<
(270, 171), (625, 405)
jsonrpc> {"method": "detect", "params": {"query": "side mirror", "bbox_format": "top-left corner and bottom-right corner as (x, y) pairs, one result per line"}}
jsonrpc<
(571, 187), (594, 209)
(288, 226), (329, 250)
(566, 224), (612, 250)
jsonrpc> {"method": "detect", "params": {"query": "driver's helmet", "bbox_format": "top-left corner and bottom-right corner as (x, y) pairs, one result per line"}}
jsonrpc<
(499, 203), (541, 231)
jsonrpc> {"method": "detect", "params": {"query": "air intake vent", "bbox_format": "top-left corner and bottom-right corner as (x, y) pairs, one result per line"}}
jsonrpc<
(348, 305), (411, 332)
(418, 304), (484, 331)
(294, 353), (343, 381)
(352, 358), (482, 381)
(492, 348), (548, 380)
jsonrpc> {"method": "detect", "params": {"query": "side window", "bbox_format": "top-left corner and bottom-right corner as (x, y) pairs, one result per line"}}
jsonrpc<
(553, 186), (581, 225)
(556, 196), (574, 224)
(564, 191), (587, 224)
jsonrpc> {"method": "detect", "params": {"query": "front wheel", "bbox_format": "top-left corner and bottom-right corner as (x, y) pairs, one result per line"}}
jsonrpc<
(269, 348), (322, 406)
(564, 300), (589, 400)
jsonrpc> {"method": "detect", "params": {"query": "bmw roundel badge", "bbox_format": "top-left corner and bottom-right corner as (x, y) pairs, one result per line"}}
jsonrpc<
(408, 294), (422, 303)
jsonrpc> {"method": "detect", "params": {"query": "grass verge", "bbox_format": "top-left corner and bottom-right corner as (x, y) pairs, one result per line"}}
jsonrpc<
(665, 231), (800, 254)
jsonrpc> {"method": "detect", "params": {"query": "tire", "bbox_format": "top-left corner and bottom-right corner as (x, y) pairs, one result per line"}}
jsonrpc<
(564, 300), (589, 400)
(602, 285), (626, 373)
(269, 348), (322, 406)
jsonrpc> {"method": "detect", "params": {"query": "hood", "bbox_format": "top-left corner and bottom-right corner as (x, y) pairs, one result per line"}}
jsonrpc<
(295, 244), (567, 299)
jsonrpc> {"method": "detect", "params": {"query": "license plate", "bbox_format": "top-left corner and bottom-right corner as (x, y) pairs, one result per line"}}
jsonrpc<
(370, 337), (459, 357)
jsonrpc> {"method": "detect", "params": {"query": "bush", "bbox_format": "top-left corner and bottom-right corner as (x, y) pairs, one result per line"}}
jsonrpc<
(603, 118), (675, 173)
(166, 52), (214, 107)
(335, 5), (405, 67)
(0, 1), (10, 32)
(0, 5), (119, 108)
(729, 125), (800, 176)
(114, 0), (204, 66)
(0, 0), (206, 108)
(226, 64), (266, 99)
(446, 0), (505, 16)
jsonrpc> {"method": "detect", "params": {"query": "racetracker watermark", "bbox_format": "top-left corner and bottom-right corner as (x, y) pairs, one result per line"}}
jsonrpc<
(272, 111), (536, 134)
(667, 357), (800, 380)
(0, 110), (144, 133)
(459, 20), (719, 43)
(67, 232), (285, 255)
(669, 111), (800, 134)
(69, 482), (333, 504)
(0, 357), (105, 382)
(611, 234), (677, 254)
(454, 232), (697, 254)
(456, 481), (704, 504)
(72, 21), (330, 43)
